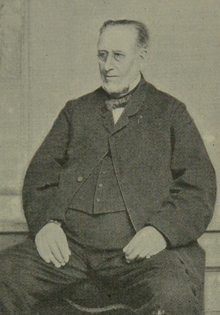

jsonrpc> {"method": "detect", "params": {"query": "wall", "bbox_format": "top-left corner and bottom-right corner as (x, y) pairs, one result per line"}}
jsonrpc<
(0, 0), (28, 231)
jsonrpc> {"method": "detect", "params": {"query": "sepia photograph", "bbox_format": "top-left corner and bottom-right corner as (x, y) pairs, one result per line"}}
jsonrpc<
(0, 1), (219, 314)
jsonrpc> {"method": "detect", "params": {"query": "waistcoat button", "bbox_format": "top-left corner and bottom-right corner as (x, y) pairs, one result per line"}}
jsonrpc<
(77, 176), (83, 182)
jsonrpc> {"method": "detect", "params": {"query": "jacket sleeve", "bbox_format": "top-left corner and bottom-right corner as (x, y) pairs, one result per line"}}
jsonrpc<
(148, 102), (217, 248)
(22, 101), (73, 236)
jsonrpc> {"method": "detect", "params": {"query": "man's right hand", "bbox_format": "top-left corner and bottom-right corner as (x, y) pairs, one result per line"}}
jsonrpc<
(35, 222), (71, 268)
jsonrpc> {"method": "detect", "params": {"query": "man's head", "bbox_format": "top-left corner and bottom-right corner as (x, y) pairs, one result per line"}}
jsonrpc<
(97, 20), (149, 95)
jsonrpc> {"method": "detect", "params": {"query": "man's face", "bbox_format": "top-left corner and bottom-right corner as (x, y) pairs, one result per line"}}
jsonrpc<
(97, 25), (143, 95)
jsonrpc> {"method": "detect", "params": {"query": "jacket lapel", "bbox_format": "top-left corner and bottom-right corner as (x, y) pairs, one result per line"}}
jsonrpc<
(110, 77), (148, 134)
(100, 76), (148, 134)
(102, 110), (115, 133)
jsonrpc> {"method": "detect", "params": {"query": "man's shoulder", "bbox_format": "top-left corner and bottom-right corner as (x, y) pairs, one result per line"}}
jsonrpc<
(144, 80), (183, 105)
(65, 87), (104, 108)
(142, 80), (186, 117)
(60, 87), (104, 119)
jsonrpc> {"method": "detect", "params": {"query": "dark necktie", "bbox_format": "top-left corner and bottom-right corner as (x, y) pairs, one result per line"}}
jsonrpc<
(105, 94), (131, 111)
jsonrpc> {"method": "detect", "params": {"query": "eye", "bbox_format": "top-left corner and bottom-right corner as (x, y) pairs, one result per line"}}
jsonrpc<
(97, 51), (108, 62)
(113, 52), (125, 62)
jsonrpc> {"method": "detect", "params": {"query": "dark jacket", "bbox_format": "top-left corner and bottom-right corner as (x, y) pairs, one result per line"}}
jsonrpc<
(22, 78), (216, 279)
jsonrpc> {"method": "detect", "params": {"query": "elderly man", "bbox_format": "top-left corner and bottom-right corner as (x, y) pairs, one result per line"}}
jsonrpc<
(0, 20), (216, 315)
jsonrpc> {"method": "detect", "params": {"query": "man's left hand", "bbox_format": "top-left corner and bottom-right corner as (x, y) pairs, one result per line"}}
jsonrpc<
(123, 226), (167, 263)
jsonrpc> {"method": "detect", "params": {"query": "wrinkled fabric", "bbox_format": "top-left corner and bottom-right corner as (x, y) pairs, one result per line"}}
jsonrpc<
(0, 236), (201, 315)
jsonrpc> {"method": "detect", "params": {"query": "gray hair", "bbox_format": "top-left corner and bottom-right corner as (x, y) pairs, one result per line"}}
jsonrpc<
(99, 19), (149, 50)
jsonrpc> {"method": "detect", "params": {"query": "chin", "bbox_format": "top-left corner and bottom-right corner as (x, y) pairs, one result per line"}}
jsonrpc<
(103, 81), (128, 96)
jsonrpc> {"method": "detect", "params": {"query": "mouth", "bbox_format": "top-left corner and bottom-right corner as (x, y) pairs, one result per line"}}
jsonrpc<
(105, 75), (119, 81)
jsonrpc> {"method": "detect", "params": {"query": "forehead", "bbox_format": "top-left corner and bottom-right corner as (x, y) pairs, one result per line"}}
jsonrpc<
(98, 25), (138, 52)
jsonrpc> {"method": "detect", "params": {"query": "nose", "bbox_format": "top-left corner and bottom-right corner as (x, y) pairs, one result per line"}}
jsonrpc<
(104, 54), (115, 72)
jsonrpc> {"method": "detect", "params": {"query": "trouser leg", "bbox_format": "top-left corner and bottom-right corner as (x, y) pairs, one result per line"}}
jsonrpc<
(0, 236), (89, 315)
(92, 249), (202, 315)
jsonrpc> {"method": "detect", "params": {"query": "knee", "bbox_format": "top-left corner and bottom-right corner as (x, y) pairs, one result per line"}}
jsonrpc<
(0, 247), (29, 285)
(154, 278), (199, 315)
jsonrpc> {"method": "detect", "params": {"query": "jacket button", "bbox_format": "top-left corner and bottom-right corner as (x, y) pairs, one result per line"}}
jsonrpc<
(77, 176), (83, 182)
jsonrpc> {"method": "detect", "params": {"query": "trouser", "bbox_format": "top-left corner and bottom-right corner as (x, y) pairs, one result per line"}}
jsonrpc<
(0, 232), (201, 315)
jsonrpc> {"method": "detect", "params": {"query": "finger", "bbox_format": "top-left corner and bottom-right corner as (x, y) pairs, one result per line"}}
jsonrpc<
(125, 241), (147, 257)
(123, 243), (129, 252)
(56, 234), (71, 263)
(49, 243), (66, 265)
(123, 236), (138, 253)
(48, 254), (62, 268)
(145, 253), (152, 259)
(123, 241), (137, 256)
(145, 244), (165, 256)
(123, 243), (131, 253)
(125, 237), (146, 255)
(126, 247), (143, 261)
(136, 250), (152, 259)
(138, 250), (150, 259)
(36, 242), (52, 264)
(36, 244), (50, 263)
(41, 239), (64, 267)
